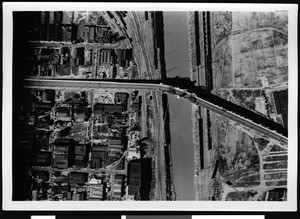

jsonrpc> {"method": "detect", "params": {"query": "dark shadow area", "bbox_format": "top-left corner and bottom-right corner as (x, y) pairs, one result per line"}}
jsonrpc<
(163, 77), (287, 137)
(13, 12), (41, 200)
(54, 76), (287, 138)
(151, 11), (166, 78)
(127, 158), (152, 200)
(140, 158), (152, 200)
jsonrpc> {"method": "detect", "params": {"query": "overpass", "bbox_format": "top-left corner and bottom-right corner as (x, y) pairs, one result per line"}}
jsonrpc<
(23, 78), (288, 145)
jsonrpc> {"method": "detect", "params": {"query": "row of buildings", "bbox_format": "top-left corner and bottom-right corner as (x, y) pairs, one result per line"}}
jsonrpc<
(28, 11), (119, 44)
(14, 10), (148, 201)
(30, 162), (143, 201)
(28, 45), (134, 79)
(23, 11), (135, 79)
(17, 87), (144, 201)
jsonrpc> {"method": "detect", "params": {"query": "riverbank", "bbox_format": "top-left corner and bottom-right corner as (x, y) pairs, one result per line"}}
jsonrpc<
(154, 11), (176, 200)
(187, 11), (218, 200)
(163, 11), (195, 200)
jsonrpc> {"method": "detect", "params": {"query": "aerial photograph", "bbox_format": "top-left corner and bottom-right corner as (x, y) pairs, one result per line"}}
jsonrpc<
(11, 9), (289, 202)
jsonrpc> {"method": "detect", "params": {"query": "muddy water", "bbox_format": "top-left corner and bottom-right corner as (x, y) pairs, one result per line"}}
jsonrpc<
(164, 11), (195, 200)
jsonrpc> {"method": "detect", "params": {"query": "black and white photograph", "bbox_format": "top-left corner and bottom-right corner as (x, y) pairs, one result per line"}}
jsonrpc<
(2, 2), (298, 211)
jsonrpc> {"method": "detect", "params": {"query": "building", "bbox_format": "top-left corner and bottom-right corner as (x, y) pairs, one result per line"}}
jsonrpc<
(127, 131), (140, 161)
(117, 49), (133, 68)
(116, 157), (125, 170)
(92, 145), (108, 152)
(127, 131), (140, 147)
(77, 26), (89, 42)
(85, 49), (94, 66)
(33, 90), (55, 105)
(128, 162), (141, 182)
(52, 139), (75, 168)
(72, 192), (87, 201)
(108, 137), (126, 157)
(90, 145), (107, 169)
(73, 47), (85, 66)
(74, 144), (87, 156)
(68, 172), (88, 187)
(52, 145), (69, 169)
(52, 185), (69, 196)
(111, 174), (125, 199)
(108, 146), (123, 153)
(99, 49), (114, 66)
(107, 137), (126, 161)
(52, 154), (68, 169)
(95, 28), (111, 44)
(55, 106), (72, 121)
(95, 65), (113, 79)
(39, 22), (63, 41)
(127, 185), (140, 200)
(74, 144), (88, 168)
(109, 137), (125, 148)
(93, 103), (126, 115)
(132, 96), (142, 113)
(87, 185), (105, 200)
(34, 90), (55, 104)
(126, 162), (141, 200)
(34, 151), (52, 166)
(74, 155), (86, 168)
(89, 27), (95, 42)
(110, 126), (125, 138)
(74, 107), (91, 121)
(111, 113), (128, 128)
(127, 147), (140, 161)
(114, 92), (129, 106)
(272, 90), (288, 128)
(263, 188), (287, 201)
(111, 120), (128, 128)
(87, 178), (106, 200)
(41, 12), (63, 25)
(60, 47), (70, 65)
(90, 151), (107, 169)
(114, 113), (127, 122)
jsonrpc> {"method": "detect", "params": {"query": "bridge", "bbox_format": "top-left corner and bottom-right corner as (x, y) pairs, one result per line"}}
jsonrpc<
(23, 77), (288, 145)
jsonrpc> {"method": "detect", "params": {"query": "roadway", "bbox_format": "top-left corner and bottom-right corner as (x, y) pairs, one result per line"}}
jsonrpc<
(23, 78), (165, 91)
(31, 166), (125, 176)
(29, 40), (125, 50)
(23, 78), (288, 146)
(170, 89), (288, 146)
(31, 151), (127, 176)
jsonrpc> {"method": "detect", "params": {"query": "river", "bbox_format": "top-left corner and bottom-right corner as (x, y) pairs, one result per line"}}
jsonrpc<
(163, 11), (195, 200)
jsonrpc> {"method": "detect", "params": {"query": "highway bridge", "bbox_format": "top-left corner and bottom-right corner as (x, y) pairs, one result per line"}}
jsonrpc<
(23, 77), (288, 145)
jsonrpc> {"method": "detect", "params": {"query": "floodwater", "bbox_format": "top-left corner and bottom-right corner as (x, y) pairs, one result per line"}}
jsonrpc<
(163, 11), (195, 200)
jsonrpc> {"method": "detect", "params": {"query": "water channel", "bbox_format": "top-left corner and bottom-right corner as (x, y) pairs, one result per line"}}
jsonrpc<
(163, 11), (195, 200)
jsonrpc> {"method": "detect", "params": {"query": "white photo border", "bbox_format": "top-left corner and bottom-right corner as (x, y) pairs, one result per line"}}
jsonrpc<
(2, 2), (298, 211)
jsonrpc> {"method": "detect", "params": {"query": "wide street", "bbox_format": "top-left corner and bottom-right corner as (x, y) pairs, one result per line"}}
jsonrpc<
(23, 78), (288, 145)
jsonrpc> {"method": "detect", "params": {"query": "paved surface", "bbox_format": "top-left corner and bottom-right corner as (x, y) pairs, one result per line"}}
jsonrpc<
(24, 77), (288, 146)
(29, 40), (125, 50)
(24, 78), (165, 91)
